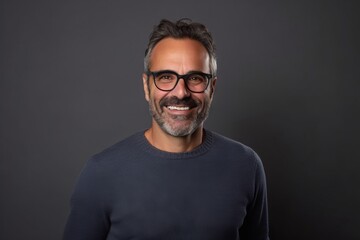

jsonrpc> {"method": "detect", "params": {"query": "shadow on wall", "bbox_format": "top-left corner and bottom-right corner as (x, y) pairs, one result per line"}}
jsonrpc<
(236, 92), (358, 240)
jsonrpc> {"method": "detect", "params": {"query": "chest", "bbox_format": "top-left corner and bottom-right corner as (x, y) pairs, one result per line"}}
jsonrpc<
(106, 162), (251, 239)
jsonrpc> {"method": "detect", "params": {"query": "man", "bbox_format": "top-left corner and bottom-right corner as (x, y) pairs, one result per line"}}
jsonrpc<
(63, 19), (269, 240)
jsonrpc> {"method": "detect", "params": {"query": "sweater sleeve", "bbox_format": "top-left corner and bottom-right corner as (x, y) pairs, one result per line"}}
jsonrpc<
(239, 153), (270, 240)
(63, 158), (110, 240)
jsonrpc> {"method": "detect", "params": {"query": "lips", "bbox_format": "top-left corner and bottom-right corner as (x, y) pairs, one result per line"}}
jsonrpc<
(160, 96), (198, 111)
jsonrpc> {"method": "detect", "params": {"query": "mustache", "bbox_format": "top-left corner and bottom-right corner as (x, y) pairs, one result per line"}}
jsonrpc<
(159, 96), (198, 108)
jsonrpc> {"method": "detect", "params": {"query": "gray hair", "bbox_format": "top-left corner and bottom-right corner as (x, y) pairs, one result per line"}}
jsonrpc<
(144, 19), (217, 76)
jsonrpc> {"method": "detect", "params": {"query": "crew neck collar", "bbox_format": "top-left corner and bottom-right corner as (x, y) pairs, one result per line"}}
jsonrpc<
(135, 129), (213, 159)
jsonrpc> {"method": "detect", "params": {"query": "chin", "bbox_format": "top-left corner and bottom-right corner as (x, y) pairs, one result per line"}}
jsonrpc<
(161, 120), (201, 137)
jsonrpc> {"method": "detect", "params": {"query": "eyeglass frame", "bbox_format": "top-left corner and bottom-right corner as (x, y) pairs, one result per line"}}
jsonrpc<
(146, 70), (213, 93)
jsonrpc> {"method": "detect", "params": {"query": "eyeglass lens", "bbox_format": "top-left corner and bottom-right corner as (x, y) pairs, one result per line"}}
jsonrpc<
(154, 72), (210, 92)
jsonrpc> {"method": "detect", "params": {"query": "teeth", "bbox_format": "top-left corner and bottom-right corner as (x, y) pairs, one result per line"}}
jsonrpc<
(167, 106), (190, 111)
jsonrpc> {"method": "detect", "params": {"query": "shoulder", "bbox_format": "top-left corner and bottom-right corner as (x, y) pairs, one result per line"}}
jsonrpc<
(210, 131), (260, 158)
(208, 130), (263, 169)
(208, 130), (267, 189)
(72, 132), (145, 195)
(89, 131), (145, 165)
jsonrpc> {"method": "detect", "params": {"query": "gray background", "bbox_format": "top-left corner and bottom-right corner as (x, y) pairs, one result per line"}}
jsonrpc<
(1, 0), (359, 239)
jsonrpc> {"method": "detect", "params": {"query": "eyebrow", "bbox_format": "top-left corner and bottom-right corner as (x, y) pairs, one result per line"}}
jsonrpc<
(151, 70), (209, 75)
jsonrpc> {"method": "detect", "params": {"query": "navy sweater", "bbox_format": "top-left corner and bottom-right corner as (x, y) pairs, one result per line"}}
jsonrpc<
(63, 130), (269, 240)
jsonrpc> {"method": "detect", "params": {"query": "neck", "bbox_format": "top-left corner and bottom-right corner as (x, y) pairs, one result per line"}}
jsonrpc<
(145, 122), (204, 153)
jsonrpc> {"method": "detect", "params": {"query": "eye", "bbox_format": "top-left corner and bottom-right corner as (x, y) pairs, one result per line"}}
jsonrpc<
(156, 73), (176, 82)
(187, 74), (206, 84)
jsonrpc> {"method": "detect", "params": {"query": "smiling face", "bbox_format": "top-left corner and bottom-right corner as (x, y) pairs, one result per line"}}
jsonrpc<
(143, 38), (216, 137)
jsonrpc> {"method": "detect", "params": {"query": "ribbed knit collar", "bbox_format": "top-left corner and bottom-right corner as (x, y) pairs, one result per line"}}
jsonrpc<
(134, 129), (213, 160)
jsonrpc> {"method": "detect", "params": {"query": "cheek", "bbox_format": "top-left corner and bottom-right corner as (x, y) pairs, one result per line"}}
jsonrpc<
(150, 89), (167, 106)
(194, 93), (211, 105)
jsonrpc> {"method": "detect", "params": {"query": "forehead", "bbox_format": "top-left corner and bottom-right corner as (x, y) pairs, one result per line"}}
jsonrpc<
(150, 38), (210, 73)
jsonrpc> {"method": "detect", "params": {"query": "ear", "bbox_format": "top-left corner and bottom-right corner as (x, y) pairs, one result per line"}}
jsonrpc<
(143, 73), (150, 102)
(209, 77), (217, 99)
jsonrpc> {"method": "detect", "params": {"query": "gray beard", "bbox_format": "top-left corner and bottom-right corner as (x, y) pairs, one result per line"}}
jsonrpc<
(148, 101), (210, 137)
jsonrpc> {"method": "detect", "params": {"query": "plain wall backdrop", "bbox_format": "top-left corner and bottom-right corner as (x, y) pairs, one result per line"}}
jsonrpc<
(0, 0), (359, 239)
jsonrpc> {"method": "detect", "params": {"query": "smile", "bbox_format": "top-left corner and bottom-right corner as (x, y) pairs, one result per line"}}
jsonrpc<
(167, 106), (190, 111)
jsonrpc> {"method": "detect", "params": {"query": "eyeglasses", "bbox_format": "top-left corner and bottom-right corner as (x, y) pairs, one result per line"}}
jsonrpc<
(147, 70), (213, 93)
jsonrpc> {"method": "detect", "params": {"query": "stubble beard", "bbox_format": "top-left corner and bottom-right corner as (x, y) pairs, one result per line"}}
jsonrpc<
(148, 96), (211, 137)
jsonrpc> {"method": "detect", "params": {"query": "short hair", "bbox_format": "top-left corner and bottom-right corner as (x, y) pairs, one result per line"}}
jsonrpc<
(144, 18), (217, 76)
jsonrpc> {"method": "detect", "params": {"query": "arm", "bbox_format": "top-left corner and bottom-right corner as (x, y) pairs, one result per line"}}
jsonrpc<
(239, 155), (270, 240)
(63, 159), (110, 240)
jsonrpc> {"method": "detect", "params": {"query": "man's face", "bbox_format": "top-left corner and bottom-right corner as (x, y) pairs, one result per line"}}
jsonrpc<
(143, 38), (216, 137)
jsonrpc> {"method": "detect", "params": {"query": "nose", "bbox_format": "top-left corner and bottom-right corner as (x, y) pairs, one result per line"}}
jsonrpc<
(171, 78), (190, 99)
